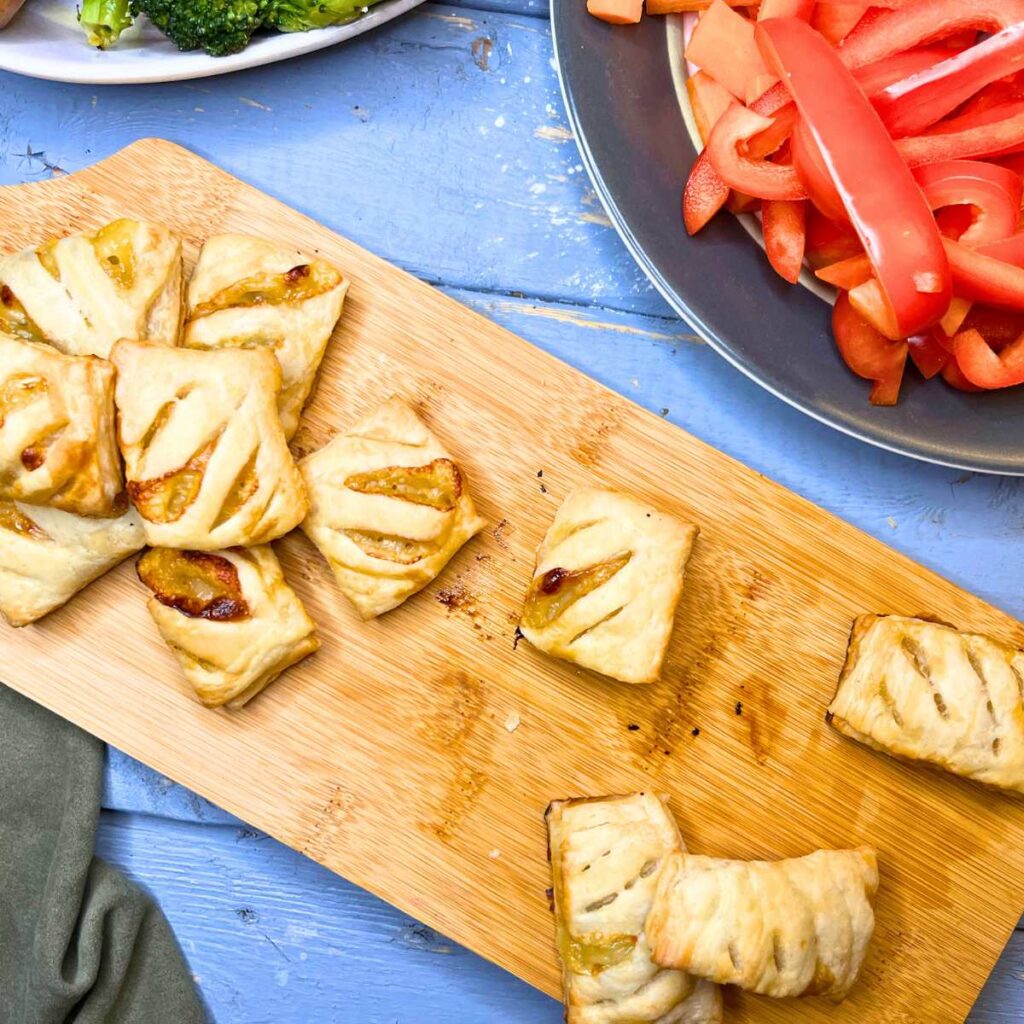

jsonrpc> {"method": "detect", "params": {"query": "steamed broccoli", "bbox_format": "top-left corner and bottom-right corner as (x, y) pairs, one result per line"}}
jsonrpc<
(79, 0), (134, 48)
(128, 0), (272, 56)
(267, 0), (374, 32)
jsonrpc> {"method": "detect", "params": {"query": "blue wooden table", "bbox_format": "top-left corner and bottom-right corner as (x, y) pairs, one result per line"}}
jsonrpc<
(2, 3), (1023, 1020)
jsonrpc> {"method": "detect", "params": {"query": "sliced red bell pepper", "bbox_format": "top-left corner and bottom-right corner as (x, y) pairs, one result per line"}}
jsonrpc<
(994, 151), (1024, 180)
(791, 117), (847, 221)
(687, 70), (734, 143)
(805, 210), (862, 267)
(872, 24), (1024, 138)
(907, 328), (951, 378)
(934, 204), (977, 240)
(686, 0), (775, 103)
(896, 104), (1024, 167)
(704, 103), (806, 201)
(940, 296), (973, 335)
(942, 354), (986, 391)
(838, 0), (1024, 72)
(956, 69), (1024, 121)
(849, 277), (903, 339)
(953, 326), (1024, 387)
(960, 304), (1024, 346)
(726, 190), (761, 214)
(944, 236), (1024, 308)
(757, 17), (951, 336)
(815, 252), (873, 289)
(853, 46), (966, 98)
(683, 149), (731, 234)
(832, 290), (909, 405)
(757, 0), (814, 19)
(914, 160), (1023, 245)
(979, 232), (1024, 265)
(811, 3), (867, 46)
(762, 199), (806, 283)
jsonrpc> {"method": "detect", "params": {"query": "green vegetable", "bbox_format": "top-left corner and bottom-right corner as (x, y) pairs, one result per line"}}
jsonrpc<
(79, 0), (134, 48)
(128, 0), (272, 56)
(267, 0), (372, 32)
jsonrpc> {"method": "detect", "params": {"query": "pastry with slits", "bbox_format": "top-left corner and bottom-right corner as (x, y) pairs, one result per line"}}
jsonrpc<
(0, 217), (182, 358)
(0, 334), (123, 516)
(298, 395), (485, 618)
(183, 234), (348, 440)
(645, 847), (879, 1001)
(0, 500), (144, 627)
(546, 793), (722, 1024)
(519, 489), (697, 684)
(137, 545), (319, 709)
(828, 614), (1024, 794)
(111, 340), (308, 550)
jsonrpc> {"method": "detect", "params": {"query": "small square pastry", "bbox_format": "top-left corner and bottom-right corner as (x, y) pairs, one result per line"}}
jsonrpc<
(137, 545), (319, 709)
(546, 793), (722, 1024)
(183, 234), (349, 439)
(519, 489), (697, 684)
(0, 500), (145, 627)
(645, 847), (879, 1001)
(111, 339), (308, 550)
(0, 333), (123, 516)
(0, 218), (183, 358)
(828, 614), (1024, 794)
(299, 396), (486, 618)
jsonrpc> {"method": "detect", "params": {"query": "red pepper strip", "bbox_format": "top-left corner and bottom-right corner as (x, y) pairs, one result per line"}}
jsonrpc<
(940, 296), (973, 335)
(758, 18), (952, 336)
(853, 46), (965, 98)
(687, 70), (734, 144)
(683, 151), (731, 235)
(943, 237), (1024, 309)
(832, 290), (909, 405)
(762, 199), (806, 283)
(956, 70), (1024, 121)
(726, 190), (761, 214)
(758, 0), (814, 19)
(849, 277), (903, 339)
(907, 329), (951, 378)
(873, 24), (1024, 138)
(805, 210), (862, 267)
(981, 233), (1024, 264)
(934, 205), (976, 240)
(896, 105), (1024, 167)
(960, 305), (1024, 346)
(815, 252), (873, 289)
(995, 152), (1024, 181)
(914, 160), (1023, 246)
(686, 0), (775, 103)
(953, 327), (1024, 387)
(811, 3), (867, 46)
(704, 103), (807, 201)
(790, 118), (847, 221)
(942, 354), (986, 391)
(838, 0), (1024, 72)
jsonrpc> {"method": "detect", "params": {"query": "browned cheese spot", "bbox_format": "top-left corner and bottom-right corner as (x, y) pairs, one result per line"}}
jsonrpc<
(345, 458), (462, 512)
(137, 547), (250, 621)
(129, 437), (216, 524)
(189, 259), (341, 320)
(522, 552), (631, 631)
(0, 500), (49, 541)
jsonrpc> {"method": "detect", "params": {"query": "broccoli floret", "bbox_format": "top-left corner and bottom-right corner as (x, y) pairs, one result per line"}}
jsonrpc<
(79, 0), (134, 48)
(129, 0), (272, 56)
(267, 0), (375, 32)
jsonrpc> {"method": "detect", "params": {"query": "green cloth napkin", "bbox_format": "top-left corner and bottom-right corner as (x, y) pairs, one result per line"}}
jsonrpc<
(0, 684), (206, 1024)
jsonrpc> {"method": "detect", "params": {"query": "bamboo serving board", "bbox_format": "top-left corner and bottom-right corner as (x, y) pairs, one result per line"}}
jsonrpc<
(3, 140), (1023, 1023)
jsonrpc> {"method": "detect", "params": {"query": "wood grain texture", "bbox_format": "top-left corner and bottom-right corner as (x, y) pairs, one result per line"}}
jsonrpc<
(4, 140), (1024, 1023)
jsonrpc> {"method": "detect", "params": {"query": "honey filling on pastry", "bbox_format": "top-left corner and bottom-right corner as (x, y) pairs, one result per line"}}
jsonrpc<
(137, 548), (250, 621)
(129, 438), (215, 524)
(522, 552), (631, 630)
(213, 450), (259, 527)
(91, 218), (138, 290)
(344, 458), (462, 511)
(559, 931), (637, 975)
(343, 528), (437, 565)
(36, 239), (61, 280)
(0, 373), (48, 428)
(0, 499), (50, 541)
(189, 260), (341, 320)
(0, 284), (47, 344)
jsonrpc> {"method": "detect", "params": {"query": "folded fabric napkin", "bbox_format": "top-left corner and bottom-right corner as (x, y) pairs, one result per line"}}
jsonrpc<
(0, 684), (205, 1024)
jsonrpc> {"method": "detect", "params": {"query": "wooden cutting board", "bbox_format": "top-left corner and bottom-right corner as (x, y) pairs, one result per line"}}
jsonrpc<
(3, 140), (1022, 1023)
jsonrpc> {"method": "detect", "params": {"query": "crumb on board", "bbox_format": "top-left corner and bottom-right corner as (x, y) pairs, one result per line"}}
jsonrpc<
(504, 711), (521, 733)
(488, 848), (501, 860)
(627, 723), (640, 731)
(691, 727), (701, 737)
(887, 516), (898, 529)
(735, 701), (743, 716)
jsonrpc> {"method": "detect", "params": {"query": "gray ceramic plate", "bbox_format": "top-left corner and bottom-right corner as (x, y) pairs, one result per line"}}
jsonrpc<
(551, 4), (1024, 475)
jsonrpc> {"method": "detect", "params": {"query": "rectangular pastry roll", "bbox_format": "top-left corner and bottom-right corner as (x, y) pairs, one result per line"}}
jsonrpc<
(520, 489), (697, 684)
(183, 234), (348, 440)
(111, 340), (308, 550)
(828, 614), (1024, 794)
(645, 847), (878, 1001)
(0, 500), (144, 627)
(547, 794), (721, 1024)
(299, 396), (486, 618)
(0, 334), (123, 516)
(0, 218), (182, 358)
(137, 545), (319, 709)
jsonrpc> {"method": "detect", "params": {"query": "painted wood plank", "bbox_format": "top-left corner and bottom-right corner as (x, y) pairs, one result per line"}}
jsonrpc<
(0, 3), (665, 317)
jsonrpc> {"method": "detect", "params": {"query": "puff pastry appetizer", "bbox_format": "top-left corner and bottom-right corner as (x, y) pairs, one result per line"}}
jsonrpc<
(111, 340), (308, 550)
(0, 500), (144, 627)
(828, 614), (1024, 794)
(646, 847), (878, 1001)
(137, 545), (319, 709)
(299, 396), (485, 618)
(547, 794), (722, 1024)
(519, 489), (697, 684)
(0, 334), (123, 516)
(183, 234), (348, 439)
(0, 218), (182, 358)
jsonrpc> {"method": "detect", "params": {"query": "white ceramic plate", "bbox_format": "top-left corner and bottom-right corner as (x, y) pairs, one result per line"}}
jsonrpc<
(0, 0), (426, 84)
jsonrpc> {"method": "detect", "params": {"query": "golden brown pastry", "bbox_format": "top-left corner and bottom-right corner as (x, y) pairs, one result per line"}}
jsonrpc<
(646, 847), (878, 1001)
(0, 218), (182, 358)
(0, 500), (144, 627)
(111, 339), (308, 550)
(547, 794), (722, 1024)
(183, 234), (348, 439)
(828, 614), (1024, 794)
(519, 489), (697, 684)
(137, 545), (319, 709)
(299, 396), (485, 618)
(0, 333), (123, 516)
